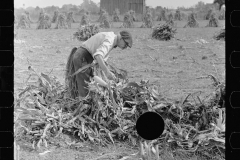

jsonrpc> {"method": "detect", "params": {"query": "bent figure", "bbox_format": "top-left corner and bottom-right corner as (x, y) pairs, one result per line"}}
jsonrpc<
(65, 31), (133, 99)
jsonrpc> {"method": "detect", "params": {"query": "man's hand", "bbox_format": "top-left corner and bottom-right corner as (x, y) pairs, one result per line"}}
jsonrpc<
(106, 70), (116, 81)
(95, 54), (116, 81)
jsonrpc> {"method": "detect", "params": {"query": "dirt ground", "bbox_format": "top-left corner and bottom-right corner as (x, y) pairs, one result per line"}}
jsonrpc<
(14, 20), (225, 160)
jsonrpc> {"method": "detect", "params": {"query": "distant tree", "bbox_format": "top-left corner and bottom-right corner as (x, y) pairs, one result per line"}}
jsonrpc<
(62, 4), (75, 12)
(213, 0), (225, 10)
(35, 6), (41, 12)
(69, 5), (80, 13)
(79, 0), (99, 14)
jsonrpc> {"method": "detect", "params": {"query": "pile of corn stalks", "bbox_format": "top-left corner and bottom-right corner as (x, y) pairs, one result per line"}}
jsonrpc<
(14, 66), (225, 159)
(80, 12), (89, 26)
(24, 11), (32, 23)
(17, 13), (31, 29)
(66, 11), (76, 29)
(73, 23), (100, 41)
(120, 12), (134, 28)
(184, 13), (199, 28)
(140, 11), (154, 28)
(55, 13), (67, 29)
(152, 23), (177, 41)
(156, 9), (167, 21)
(99, 12), (111, 28)
(218, 10), (225, 20)
(52, 10), (59, 23)
(36, 13), (51, 30)
(174, 10), (181, 21)
(205, 9), (213, 20)
(214, 28), (225, 40)
(167, 13), (174, 21)
(113, 8), (120, 22)
(129, 10), (136, 22)
(98, 9), (107, 22)
(206, 13), (219, 27)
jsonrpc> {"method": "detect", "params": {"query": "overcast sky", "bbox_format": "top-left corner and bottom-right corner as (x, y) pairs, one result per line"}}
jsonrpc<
(15, 0), (214, 9)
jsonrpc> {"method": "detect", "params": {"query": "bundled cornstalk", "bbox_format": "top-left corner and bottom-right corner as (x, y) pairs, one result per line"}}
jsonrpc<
(52, 10), (59, 23)
(99, 12), (111, 28)
(174, 9), (181, 20)
(140, 11), (154, 28)
(129, 10), (136, 22)
(206, 13), (219, 27)
(167, 13), (174, 21)
(14, 66), (225, 159)
(156, 9), (167, 21)
(66, 12), (76, 28)
(37, 9), (45, 23)
(55, 13), (67, 29)
(184, 12), (199, 28)
(80, 12), (90, 26)
(166, 13), (175, 27)
(17, 13), (31, 29)
(24, 11), (32, 23)
(120, 11), (134, 28)
(36, 13), (51, 29)
(73, 23), (100, 41)
(98, 9), (107, 22)
(218, 10), (225, 20)
(214, 28), (225, 40)
(113, 8), (120, 22)
(205, 9), (213, 20)
(152, 23), (177, 41)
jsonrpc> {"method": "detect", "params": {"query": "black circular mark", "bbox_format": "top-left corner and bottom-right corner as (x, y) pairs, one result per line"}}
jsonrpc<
(136, 111), (165, 140)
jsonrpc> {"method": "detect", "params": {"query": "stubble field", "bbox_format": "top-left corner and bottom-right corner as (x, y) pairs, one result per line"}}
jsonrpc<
(14, 20), (225, 160)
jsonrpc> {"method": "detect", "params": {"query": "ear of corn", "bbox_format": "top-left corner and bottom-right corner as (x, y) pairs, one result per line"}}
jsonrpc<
(94, 76), (108, 87)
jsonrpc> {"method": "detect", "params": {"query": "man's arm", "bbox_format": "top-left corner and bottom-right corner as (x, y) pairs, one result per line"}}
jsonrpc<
(95, 54), (116, 80)
(95, 54), (110, 73)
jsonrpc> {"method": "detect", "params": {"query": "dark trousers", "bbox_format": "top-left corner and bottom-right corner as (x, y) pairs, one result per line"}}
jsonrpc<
(72, 47), (94, 97)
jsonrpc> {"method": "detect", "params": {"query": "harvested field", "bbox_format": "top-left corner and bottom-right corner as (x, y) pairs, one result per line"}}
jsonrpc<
(14, 20), (225, 160)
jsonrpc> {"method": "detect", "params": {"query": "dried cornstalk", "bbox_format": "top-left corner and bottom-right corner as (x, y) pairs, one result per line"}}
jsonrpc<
(99, 12), (111, 28)
(66, 11), (76, 28)
(140, 10), (154, 28)
(113, 8), (120, 22)
(55, 13), (67, 29)
(17, 13), (31, 29)
(120, 11), (134, 28)
(206, 13), (219, 27)
(184, 12), (199, 28)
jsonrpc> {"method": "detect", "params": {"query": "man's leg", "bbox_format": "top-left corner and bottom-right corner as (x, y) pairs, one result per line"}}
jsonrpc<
(72, 47), (93, 98)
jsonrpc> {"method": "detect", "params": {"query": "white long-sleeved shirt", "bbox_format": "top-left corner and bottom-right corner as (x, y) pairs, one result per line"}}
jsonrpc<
(81, 32), (118, 62)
